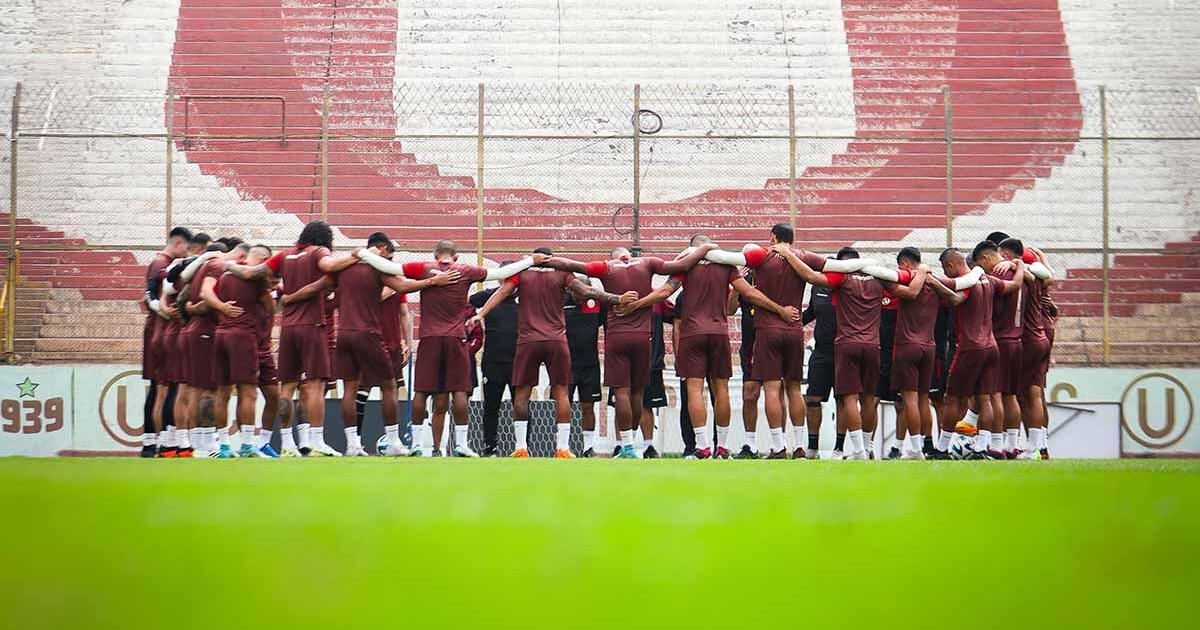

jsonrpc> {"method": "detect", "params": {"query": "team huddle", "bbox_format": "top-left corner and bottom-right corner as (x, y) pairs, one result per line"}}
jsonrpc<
(139, 220), (1057, 461)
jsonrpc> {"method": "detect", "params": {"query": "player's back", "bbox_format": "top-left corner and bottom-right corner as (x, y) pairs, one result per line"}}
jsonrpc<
(405, 261), (487, 339)
(954, 276), (999, 351)
(677, 260), (737, 338)
(753, 249), (821, 330)
(183, 258), (225, 335)
(894, 283), (940, 346)
(278, 245), (330, 327)
(601, 258), (658, 333)
(216, 272), (264, 330)
(990, 268), (1022, 341)
(830, 272), (883, 346)
(513, 267), (574, 343)
(336, 263), (384, 332)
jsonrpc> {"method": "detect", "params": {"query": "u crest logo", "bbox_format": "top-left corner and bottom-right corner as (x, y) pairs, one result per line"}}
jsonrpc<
(1120, 373), (1194, 449)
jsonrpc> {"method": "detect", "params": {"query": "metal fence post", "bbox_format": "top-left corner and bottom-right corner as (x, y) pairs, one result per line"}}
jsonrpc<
(165, 88), (174, 235)
(632, 84), (642, 257)
(788, 85), (797, 231)
(6, 83), (20, 361)
(320, 82), (330, 222)
(476, 83), (485, 269)
(943, 85), (953, 248)
(1100, 85), (1111, 365)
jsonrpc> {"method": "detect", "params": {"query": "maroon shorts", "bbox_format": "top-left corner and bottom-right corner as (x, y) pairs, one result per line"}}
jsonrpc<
(414, 336), (472, 393)
(604, 332), (651, 389)
(1020, 336), (1051, 390)
(946, 345), (1000, 398)
(142, 316), (162, 381)
(214, 330), (259, 386)
(335, 329), (393, 388)
(513, 339), (572, 387)
(749, 327), (805, 382)
(257, 349), (278, 387)
(834, 342), (880, 396)
(676, 334), (732, 380)
(891, 343), (934, 392)
(182, 330), (218, 391)
(995, 339), (1023, 395)
(278, 324), (331, 383)
(161, 331), (184, 384)
(387, 345), (407, 380)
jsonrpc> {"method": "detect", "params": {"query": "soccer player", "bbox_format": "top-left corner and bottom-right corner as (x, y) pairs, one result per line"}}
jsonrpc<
(772, 246), (903, 460)
(470, 275), (519, 457)
(358, 239), (534, 457)
(925, 244), (1026, 459)
(664, 235), (800, 459)
(475, 247), (634, 458)
(223, 221), (361, 456)
(639, 300), (672, 458)
(998, 239), (1056, 459)
(141, 226), (192, 456)
(565, 289), (603, 457)
(729, 265), (762, 459)
(541, 244), (712, 458)
(241, 244), (283, 458)
(334, 233), (459, 457)
(802, 279), (837, 459)
(880, 247), (936, 460)
(876, 287), (900, 458)
(365, 264), (412, 453)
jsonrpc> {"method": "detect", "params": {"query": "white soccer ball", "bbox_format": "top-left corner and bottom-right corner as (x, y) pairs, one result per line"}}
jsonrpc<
(376, 435), (391, 456)
(949, 433), (974, 460)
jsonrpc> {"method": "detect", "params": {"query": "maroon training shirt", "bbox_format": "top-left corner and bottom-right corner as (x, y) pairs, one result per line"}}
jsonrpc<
(380, 292), (407, 348)
(507, 268), (576, 344)
(951, 274), (1004, 351)
(752, 248), (826, 331)
(1022, 278), (1048, 342)
(826, 271), (883, 345)
(586, 257), (665, 334)
(268, 245), (331, 328)
(334, 263), (385, 332)
(183, 258), (226, 336)
(892, 281), (940, 347)
(990, 268), (1022, 342)
(403, 261), (488, 339)
(216, 272), (266, 331)
(674, 261), (738, 339)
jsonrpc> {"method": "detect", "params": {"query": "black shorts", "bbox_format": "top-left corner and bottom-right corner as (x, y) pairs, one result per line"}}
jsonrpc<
(570, 362), (601, 403)
(876, 309), (898, 401)
(806, 351), (834, 402)
(607, 369), (667, 409)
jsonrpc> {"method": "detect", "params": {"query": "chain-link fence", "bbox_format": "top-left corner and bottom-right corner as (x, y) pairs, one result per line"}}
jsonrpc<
(2, 81), (1199, 367)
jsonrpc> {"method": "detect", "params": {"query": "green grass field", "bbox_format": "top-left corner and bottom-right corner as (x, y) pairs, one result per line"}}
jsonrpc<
(2, 458), (1198, 629)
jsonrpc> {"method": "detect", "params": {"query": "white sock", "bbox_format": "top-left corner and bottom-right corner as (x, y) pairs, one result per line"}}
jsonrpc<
(963, 409), (979, 428)
(555, 423), (570, 450)
(847, 429), (865, 454)
(619, 429), (635, 447)
(1004, 429), (1018, 452)
(936, 431), (952, 452)
(411, 423), (427, 451)
(161, 430), (175, 448)
(791, 426), (807, 451)
(177, 427), (191, 449)
(863, 431), (874, 455)
(695, 427), (712, 450)
(975, 429), (992, 452)
(769, 427), (785, 451)
(309, 426), (324, 449)
(744, 431), (757, 452)
(456, 424), (470, 450)
(583, 430), (596, 451)
(1031, 427), (1047, 450)
(143, 432), (157, 447)
(385, 424), (399, 443)
(281, 429), (296, 451)
(240, 425), (254, 445)
(256, 428), (272, 448)
(908, 434), (923, 453)
(990, 432), (1004, 451)
(218, 428), (230, 446)
(297, 423), (312, 449)
(514, 420), (528, 450)
(715, 425), (730, 448)
(642, 438), (653, 450)
(344, 426), (358, 448)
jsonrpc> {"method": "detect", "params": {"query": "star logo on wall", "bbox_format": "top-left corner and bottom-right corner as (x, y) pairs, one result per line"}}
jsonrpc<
(16, 377), (39, 398)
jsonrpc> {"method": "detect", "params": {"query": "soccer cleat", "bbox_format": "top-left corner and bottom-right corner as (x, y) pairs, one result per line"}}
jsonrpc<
(141, 445), (158, 458)
(382, 439), (411, 457)
(407, 447), (425, 458)
(1039, 448), (1051, 460)
(1015, 449), (1040, 460)
(928, 450), (952, 460)
(792, 447), (807, 460)
(1004, 450), (1019, 460)
(806, 449), (821, 460)
(280, 448), (302, 458)
(480, 445), (499, 458)
(309, 443), (342, 457)
(612, 446), (623, 458)
(886, 447), (903, 460)
(157, 447), (178, 459)
(764, 448), (788, 460)
(216, 444), (238, 459)
(431, 449), (444, 458)
(830, 450), (844, 460)
(510, 448), (529, 458)
(642, 445), (660, 459)
(986, 449), (1006, 461)
(555, 449), (575, 459)
(238, 443), (260, 458)
(345, 443), (370, 457)
(713, 445), (732, 459)
(176, 448), (194, 459)
(581, 447), (595, 458)
(453, 444), (480, 458)
(964, 450), (990, 461)
(257, 444), (281, 458)
(954, 421), (978, 436)
(685, 447), (712, 460)
(617, 444), (639, 459)
(735, 445), (759, 460)
(298, 446), (313, 457)
(846, 450), (868, 460)
(901, 450), (926, 460)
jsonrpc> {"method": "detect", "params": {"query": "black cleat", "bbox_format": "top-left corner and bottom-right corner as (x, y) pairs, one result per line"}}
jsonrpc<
(928, 450), (952, 460)
(1039, 448), (1051, 460)
(141, 445), (159, 458)
(299, 446), (313, 457)
(965, 450), (990, 461)
(612, 446), (622, 458)
(642, 445), (660, 459)
(886, 447), (903, 460)
(581, 447), (595, 458)
(431, 449), (444, 458)
(735, 445), (759, 460)
(681, 448), (696, 459)
(480, 446), (499, 458)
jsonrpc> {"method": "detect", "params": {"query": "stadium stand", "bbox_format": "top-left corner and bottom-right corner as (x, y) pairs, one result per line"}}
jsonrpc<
(0, 0), (1197, 364)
